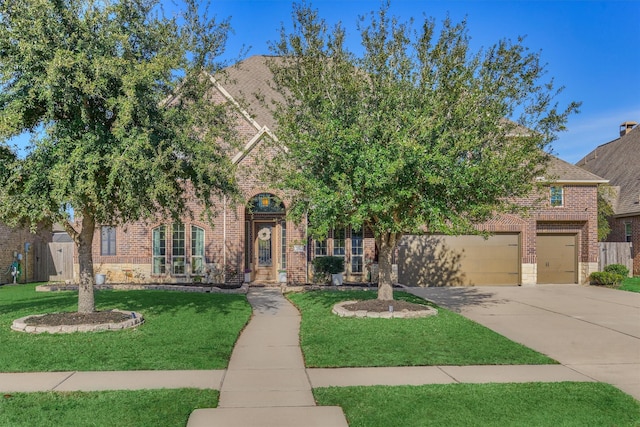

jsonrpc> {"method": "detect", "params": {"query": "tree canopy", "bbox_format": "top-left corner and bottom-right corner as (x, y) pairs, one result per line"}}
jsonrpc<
(268, 2), (579, 299)
(0, 0), (239, 312)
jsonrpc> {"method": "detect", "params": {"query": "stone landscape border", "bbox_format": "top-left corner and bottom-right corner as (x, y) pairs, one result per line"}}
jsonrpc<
(332, 300), (438, 319)
(11, 309), (144, 334)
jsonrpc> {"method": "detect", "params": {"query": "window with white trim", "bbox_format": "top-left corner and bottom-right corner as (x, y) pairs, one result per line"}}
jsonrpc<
(351, 228), (363, 274)
(550, 186), (563, 207)
(172, 223), (186, 275)
(191, 226), (205, 275)
(625, 222), (632, 243)
(152, 226), (166, 274)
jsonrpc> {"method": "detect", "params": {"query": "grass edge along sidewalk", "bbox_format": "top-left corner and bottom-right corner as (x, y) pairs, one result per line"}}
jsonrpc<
(0, 283), (251, 372)
(288, 290), (556, 367)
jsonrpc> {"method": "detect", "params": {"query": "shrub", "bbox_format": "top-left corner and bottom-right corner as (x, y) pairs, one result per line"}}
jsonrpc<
(589, 271), (624, 287)
(603, 263), (629, 278)
(312, 256), (345, 275)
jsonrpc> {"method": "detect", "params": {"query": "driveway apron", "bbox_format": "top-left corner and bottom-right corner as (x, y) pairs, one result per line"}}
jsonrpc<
(406, 284), (640, 400)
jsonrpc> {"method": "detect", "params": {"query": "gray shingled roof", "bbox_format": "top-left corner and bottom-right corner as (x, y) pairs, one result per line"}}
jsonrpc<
(216, 55), (283, 130)
(577, 125), (640, 216)
(546, 155), (607, 183)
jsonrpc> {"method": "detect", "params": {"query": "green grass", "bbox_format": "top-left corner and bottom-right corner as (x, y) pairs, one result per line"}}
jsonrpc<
(0, 388), (217, 427)
(314, 382), (640, 426)
(287, 290), (556, 367)
(620, 277), (640, 293)
(0, 284), (251, 371)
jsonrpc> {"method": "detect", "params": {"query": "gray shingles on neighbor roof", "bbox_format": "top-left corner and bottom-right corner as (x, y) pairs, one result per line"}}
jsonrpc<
(217, 55), (607, 189)
(577, 125), (640, 216)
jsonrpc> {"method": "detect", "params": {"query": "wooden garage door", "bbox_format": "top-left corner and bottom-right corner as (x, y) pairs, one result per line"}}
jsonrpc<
(398, 234), (520, 286)
(537, 234), (577, 284)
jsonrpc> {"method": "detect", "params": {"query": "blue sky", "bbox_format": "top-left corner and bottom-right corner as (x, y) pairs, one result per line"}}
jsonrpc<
(208, 0), (640, 163)
(8, 0), (640, 164)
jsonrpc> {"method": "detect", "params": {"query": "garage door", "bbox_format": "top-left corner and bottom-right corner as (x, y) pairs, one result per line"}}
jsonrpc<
(398, 234), (520, 286)
(537, 234), (577, 284)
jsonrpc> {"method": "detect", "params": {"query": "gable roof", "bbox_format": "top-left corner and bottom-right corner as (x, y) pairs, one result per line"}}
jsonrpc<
(545, 155), (607, 184)
(576, 125), (640, 216)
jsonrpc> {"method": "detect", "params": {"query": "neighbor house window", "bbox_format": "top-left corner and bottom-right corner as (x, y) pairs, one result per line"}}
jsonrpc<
(152, 226), (166, 274)
(351, 228), (363, 274)
(100, 226), (116, 256)
(172, 223), (186, 275)
(625, 223), (632, 243)
(191, 226), (205, 275)
(550, 186), (563, 207)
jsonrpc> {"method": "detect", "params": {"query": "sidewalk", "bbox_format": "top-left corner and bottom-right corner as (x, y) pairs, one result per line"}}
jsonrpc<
(0, 285), (635, 425)
(407, 284), (640, 400)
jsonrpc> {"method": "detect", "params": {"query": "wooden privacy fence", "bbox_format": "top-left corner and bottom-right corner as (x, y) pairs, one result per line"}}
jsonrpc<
(598, 242), (633, 275)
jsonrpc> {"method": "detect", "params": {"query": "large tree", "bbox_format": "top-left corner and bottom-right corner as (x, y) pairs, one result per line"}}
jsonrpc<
(0, 0), (240, 312)
(268, 3), (579, 300)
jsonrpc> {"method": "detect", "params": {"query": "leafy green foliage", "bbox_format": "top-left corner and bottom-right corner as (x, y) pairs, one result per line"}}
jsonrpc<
(597, 184), (615, 240)
(603, 263), (629, 277)
(312, 255), (345, 275)
(0, 0), (240, 311)
(589, 271), (624, 287)
(268, 2), (579, 299)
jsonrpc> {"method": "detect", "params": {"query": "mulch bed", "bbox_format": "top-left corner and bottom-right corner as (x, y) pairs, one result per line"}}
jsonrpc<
(24, 311), (131, 326)
(342, 299), (429, 312)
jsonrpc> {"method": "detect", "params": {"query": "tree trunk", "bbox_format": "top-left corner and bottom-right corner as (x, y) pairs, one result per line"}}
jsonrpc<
(376, 231), (401, 301)
(76, 215), (96, 314)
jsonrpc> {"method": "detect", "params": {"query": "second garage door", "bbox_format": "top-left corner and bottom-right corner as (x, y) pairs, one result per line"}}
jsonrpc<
(536, 234), (577, 284)
(398, 234), (520, 286)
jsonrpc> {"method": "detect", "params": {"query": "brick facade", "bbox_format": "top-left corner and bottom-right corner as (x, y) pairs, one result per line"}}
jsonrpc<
(606, 216), (640, 275)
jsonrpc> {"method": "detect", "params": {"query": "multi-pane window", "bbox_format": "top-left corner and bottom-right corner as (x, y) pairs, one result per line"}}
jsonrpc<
(333, 229), (346, 257)
(550, 186), (563, 207)
(281, 221), (287, 269)
(351, 228), (364, 274)
(100, 226), (116, 256)
(172, 223), (186, 275)
(152, 226), (166, 274)
(625, 223), (632, 243)
(314, 239), (327, 256)
(191, 226), (205, 275)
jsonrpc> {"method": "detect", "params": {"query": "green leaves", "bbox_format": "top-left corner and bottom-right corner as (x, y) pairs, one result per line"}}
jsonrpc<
(268, 2), (578, 241)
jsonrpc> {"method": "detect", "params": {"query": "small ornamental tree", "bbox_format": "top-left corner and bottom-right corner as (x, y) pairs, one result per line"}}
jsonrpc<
(0, 0), (240, 312)
(268, 2), (579, 300)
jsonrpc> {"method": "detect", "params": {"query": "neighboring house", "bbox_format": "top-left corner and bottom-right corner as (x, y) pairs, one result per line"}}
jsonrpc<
(75, 55), (604, 286)
(0, 223), (59, 284)
(577, 121), (640, 275)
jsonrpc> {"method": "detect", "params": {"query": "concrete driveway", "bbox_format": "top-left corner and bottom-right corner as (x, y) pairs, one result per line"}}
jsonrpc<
(406, 284), (640, 400)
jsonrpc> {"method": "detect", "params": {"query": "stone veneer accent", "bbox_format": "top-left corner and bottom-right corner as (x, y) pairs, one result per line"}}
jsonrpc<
(332, 300), (438, 319)
(521, 264), (537, 286)
(11, 309), (144, 334)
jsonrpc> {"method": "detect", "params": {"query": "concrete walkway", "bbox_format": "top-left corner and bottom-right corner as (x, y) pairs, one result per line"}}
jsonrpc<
(0, 285), (637, 425)
(406, 284), (640, 400)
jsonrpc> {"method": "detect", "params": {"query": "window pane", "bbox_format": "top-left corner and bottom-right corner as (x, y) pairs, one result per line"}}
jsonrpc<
(314, 239), (327, 256)
(333, 229), (345, 256)
(191, 226), (205, 275)
(351, 228), (363, 274)
(281, 221), (287, 269)
(101, 226), (116, 256)
(550, 186), (563, 206)
(172, 224), (185, 274)
(152, 226), (166, 274)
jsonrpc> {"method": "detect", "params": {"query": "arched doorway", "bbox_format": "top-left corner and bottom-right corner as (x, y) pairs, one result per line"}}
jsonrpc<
(245, 193), (286, 283)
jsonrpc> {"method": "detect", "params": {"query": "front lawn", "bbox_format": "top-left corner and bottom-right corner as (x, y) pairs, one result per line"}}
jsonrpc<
(314, 382), (640, 426)
(287, 290), (555, 367)
(0, 388), (217, 427)
(0, 284), (251, 371)
(620, 277), (640, 293)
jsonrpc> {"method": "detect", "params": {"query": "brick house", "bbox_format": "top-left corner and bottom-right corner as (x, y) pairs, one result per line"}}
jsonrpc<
(73, 55), (604, 286)
(577, 121), (640, 275)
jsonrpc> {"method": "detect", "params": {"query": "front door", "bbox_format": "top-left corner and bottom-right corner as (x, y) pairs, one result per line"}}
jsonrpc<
(254, 222), (275, 282)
